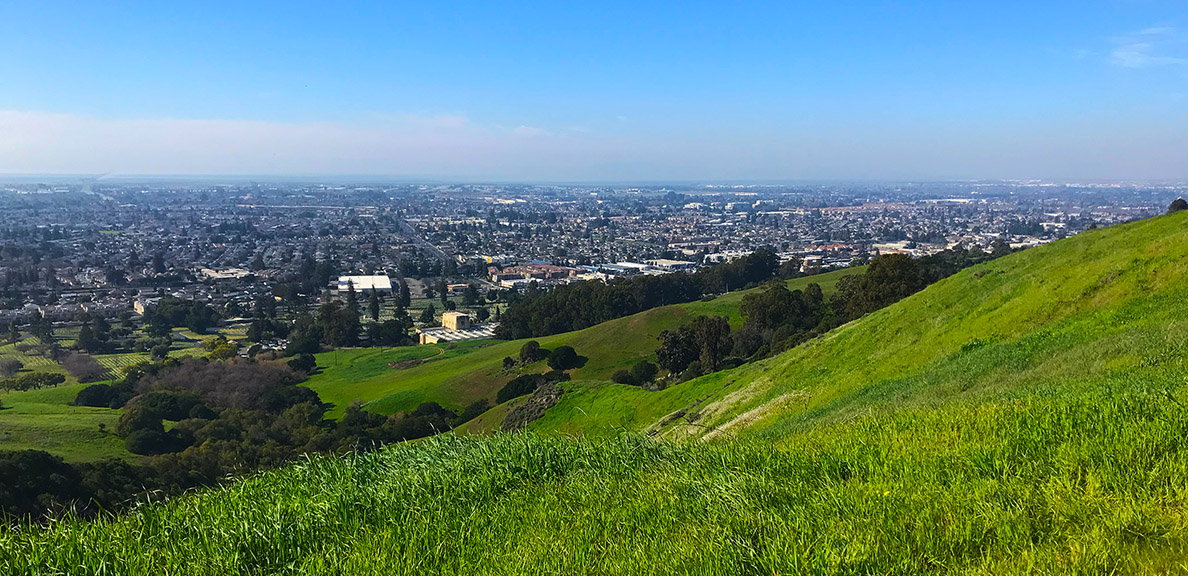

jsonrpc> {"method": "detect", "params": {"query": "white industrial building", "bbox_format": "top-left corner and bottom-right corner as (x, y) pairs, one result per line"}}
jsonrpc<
(337, 275), (393, 293)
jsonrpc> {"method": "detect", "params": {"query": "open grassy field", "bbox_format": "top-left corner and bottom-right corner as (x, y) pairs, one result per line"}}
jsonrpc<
(0, 382), (131, 462)
(4, 214), (1188, 573)
(304, 268), (861, 418)
(0, 324), (252, 463)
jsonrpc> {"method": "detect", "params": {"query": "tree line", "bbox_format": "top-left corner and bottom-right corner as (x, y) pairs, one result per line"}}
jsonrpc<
(652, 246), (1012, 381)
(0, 354), (489, 520)
(494, 248), (783, 340)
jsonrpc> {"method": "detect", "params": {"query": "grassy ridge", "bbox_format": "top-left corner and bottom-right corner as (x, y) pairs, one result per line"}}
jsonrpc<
(4, 388), (1186, 575)
(7, 215), (1188, 572)
(306, 268), (860, 419)
(519, 212), (1188, 442)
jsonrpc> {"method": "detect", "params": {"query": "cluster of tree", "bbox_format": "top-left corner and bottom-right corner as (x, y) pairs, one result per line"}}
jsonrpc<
(655, 315), (737, 379)
(495, 248), (784, 340)
(282, 285), (415, 354)
(611, 360), (659, 387)
(0, 372), (65, 392)
(1169, 198), (1187, 214)
(653, 246), (1014, 381)
(496, 370), (571, 404)
(501, 341), (584, 371)
(144, 296), (219, 336)
(0, 355), (498, 519)
(74, 313), (114, 354)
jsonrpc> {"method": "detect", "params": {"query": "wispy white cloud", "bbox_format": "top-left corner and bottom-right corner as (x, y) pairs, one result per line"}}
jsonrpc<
(1109, 26), (1187, 68)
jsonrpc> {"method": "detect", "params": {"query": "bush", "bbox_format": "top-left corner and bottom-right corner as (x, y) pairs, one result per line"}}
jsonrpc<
(138, 390), (204, 421)
(0, 359), (22, 377)
(546, 346), (580, 370)
(60, 352), (106, 383)
(74, 383), (117, 407)
(519, 341), (548, 364)
(125, 429), (183, 456)
(287, 354), (317, 373)
(630, 360), (658, 384)
(497, 374), (546, 404)
(611, 370), (636, 386)
(1169, 198), (1188, 214)
(502, 356), (516, 370)
(116, 402), (164, 437)
(454, 399), (490, 425)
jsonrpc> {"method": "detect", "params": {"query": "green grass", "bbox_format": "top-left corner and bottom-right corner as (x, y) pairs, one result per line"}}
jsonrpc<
(304, 268), (861, 419)
(8, 215), (1188, 572)
(0, 327), (229, 463)
(3, 394), (1187, 575)
(0, 382), (131, 462)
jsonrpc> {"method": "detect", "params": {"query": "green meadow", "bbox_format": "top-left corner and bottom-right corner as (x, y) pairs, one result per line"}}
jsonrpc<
(5, 213), (1188, 573)
(0, 325), (244, 462)
(304, 267), (861, 419)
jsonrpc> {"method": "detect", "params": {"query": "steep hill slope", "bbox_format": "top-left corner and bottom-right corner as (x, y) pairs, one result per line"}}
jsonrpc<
(6, 214), (1188, 574)
(498, 211), (1188, 442)
(305, 268), (859, 418)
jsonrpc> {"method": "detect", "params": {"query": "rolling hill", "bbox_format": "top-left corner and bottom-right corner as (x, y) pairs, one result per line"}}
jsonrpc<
(305, 267), (860, 418)
(5, 213), (1188, 574)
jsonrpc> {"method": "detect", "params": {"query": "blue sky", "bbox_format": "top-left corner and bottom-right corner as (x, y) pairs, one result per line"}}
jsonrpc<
(1, 1), (1185, 180)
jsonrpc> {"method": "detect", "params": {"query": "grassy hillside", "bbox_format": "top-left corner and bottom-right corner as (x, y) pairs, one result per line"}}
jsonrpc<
(306, 268), (859, 418)
(0, 383), (131, 462)
(6, 214), (1188, 573)
(0, 327), (240, 462)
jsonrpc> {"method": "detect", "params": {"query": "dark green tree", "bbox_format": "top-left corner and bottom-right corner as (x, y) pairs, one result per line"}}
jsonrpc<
(1168, 198), (1188, 214)
(399, 280), (412, 307)
(419, 304), (437, 325)
(437, 278), (449, 306)
(690, 315), (732, 373)
(368, 287), (380, 322)
(547, 345), (580, 370)
(76, 321), (97, 353)
(345, 280), (359, 315)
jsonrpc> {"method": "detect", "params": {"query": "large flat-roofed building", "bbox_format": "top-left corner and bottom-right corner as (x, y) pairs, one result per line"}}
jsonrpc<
(645, 258), (698, 272)
(419, 322), (497, 344)
(337, 275), (392, 292)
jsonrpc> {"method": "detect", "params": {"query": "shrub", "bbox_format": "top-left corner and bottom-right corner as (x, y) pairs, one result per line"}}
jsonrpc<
(630, 360), (658, 384)
(497, 374), (546, 404)
(611, 370), (636, 386)
(502, 356), (516, 370)
(519, 341), (548, 364)
(547, 346), (580, 370)
(125, 429), (182, 456)
(115, 402), (164, 437)
(454, 399), (490, 425)
(1169, 198), (1188, 214)
(60, 352), (106, 383)
(74, 383), (117, 407)
(287, 354), (317, 373)
(0, 359), (22, 377)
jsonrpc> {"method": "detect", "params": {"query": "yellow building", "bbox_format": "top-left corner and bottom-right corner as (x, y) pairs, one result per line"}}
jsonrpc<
(441, 311), (471, 331)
